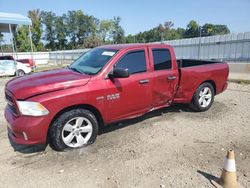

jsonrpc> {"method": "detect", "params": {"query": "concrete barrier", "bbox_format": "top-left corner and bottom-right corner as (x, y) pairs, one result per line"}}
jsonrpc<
(228, 63), (250, 73)
(228, 63), (250, 81)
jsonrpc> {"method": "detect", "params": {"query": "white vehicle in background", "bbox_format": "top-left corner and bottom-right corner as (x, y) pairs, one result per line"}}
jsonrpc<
(0, 56), (31, 77)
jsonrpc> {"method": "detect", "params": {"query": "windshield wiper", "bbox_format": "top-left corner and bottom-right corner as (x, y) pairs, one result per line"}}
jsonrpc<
(68, 66), (82, 74)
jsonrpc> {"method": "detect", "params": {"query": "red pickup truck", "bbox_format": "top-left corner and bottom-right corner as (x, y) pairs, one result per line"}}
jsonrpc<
(4, 44), (229, 151)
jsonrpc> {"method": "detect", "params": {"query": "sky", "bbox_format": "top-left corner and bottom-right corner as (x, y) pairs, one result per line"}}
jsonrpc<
(0, 0), (250, 35)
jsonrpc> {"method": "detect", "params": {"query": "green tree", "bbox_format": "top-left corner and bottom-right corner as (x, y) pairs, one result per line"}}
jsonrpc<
(99, 19), (114, 43)
(112, 16), (125, 43)
(66, 10), (100, 48)
(28, 9), (43, 51)
(84, 35), (102, 48)
(66, 10), (79, 48)
(83, 15), (100, 47)
(176, 28), (185, 38)
(15, 26), (31, 52)
(125, 34), (136, 43)
(213, 25), (230, 35)
(124, 20), (230, 43)
(124, 21), (183, 43)
(55, 15), (67, 50)
(162, 21), (180, 41)
(165, 29), (183, 40)
(41, 11), (57, 50)
(184, 20), (200, 38)
(202, 24), (230, 36)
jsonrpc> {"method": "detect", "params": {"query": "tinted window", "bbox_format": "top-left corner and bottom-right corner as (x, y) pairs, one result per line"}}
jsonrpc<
(152, 49), (172, 70)
(116, 51), (147, 74)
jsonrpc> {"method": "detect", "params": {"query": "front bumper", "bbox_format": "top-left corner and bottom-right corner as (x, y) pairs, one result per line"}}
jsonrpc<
(4, 107), (49, 145)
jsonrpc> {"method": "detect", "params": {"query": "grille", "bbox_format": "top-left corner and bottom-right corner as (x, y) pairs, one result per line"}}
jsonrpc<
(5, 90), (18, 116)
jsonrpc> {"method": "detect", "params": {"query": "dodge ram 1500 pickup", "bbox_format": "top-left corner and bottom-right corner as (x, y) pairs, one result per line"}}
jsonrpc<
(4, 44), (229, 151)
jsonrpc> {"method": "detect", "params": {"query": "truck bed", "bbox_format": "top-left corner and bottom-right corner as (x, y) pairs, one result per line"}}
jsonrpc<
(173, 59), (229, 103)
(177, 59), (223, 68)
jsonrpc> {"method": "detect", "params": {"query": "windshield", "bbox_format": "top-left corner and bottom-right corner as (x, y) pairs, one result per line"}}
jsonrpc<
(69, 48), (118, 75)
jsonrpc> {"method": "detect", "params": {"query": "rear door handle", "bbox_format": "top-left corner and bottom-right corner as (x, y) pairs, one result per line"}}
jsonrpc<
(167, 76), (177, 80)
(139, 79), (149, 84)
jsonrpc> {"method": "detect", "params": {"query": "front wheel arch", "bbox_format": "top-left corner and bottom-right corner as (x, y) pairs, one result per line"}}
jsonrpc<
(51, 104), (104, 129)
(200, 80), (216, 95)
(46, 104), (104, 143)
(48, 108), (99, 151)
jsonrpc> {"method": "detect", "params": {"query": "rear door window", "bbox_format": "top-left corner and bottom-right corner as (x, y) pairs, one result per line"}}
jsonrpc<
(152, 49), (172, 70)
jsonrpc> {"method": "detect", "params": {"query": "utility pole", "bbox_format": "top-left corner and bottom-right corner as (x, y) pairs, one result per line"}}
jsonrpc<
(198, 25), (202, 59)
(9, 24), (15, 57)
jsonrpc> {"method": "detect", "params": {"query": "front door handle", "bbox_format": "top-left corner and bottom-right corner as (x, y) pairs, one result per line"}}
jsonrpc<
(139, 79), (149, 84)
(167, 76), (177, 80)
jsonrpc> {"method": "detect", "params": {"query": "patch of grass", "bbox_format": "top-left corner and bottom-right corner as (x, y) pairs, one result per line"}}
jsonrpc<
(228, 79), (250, 85)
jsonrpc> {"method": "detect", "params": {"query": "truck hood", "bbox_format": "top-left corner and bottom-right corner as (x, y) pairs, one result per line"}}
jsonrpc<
(6, 68), (91, 99)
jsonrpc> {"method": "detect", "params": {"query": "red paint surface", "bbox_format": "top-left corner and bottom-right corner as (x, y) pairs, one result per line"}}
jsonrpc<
(4, 44), (229, 145)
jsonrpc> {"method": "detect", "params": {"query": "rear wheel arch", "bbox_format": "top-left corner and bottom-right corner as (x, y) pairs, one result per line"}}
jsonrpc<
(190, 82), (215, 112)
(201, 80), (216, 95)
(189, 80), (216, 102)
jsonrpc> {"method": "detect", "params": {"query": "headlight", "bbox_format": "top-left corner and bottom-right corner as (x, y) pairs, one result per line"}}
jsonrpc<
(17, 101), (49, 116)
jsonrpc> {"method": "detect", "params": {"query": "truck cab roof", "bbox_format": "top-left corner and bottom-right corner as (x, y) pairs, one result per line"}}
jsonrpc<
(98, 43), (172, 50)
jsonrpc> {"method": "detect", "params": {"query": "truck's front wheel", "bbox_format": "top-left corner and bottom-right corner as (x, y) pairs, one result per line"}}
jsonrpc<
(48, 109), (98, 151)
(190, 82), (214, 112)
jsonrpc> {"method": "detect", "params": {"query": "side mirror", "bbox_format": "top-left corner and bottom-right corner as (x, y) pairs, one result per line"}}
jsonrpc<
(109, 68), (129, 78)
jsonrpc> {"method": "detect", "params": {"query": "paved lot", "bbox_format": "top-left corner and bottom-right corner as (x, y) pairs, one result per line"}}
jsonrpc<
(0, 77), (249, 188)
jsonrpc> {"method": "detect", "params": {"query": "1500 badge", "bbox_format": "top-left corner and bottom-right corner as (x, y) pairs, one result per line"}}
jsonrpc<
(107, 93), (120, 100)
(96, 93), (120, 101)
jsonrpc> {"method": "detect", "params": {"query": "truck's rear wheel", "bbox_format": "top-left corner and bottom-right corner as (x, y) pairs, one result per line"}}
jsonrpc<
(48, 109), (98, 151)
(190, 82), (214, 112)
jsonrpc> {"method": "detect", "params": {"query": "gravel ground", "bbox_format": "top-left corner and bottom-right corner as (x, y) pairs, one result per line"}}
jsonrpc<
(0, 77), (249, 188)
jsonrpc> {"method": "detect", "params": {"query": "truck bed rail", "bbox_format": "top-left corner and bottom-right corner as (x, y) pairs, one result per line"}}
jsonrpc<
(177, 59), (225, 68)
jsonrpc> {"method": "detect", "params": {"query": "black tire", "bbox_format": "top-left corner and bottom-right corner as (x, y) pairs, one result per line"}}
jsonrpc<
(190, 82), (215, 112)
(48, 109), (98, 151)
(16, 70), (25, 77)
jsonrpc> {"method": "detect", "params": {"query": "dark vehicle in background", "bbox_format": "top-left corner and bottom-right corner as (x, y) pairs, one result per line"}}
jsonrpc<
(4, 44), (229, 151)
